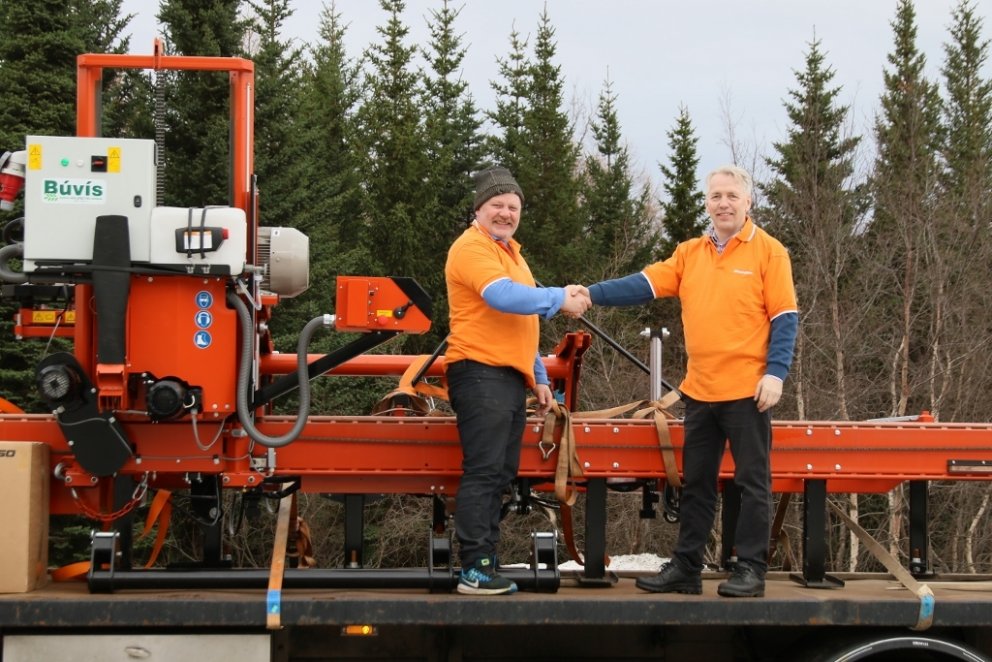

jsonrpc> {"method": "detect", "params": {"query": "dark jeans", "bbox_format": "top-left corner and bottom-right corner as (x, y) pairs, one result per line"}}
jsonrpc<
(673, 395), (772, 574)
(447, 359), (527, 567)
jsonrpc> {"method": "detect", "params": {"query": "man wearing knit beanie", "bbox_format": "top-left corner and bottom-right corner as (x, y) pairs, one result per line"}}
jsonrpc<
(445, 166), (590, 595)
(472, 166), (525, 211)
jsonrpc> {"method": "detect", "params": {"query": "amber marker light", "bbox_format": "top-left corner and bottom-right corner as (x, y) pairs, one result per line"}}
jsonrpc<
(341, 624), (377, 637)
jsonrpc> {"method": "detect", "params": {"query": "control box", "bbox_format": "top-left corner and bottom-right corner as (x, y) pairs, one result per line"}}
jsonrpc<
(148, 206), (248, 275)
(22, 135), (157, 270)
(335, 276), (432, 334)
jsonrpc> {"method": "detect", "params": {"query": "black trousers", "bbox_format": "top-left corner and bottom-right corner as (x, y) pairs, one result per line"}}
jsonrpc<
(447, 360), (527, 567)
(673, 394), (773, 574)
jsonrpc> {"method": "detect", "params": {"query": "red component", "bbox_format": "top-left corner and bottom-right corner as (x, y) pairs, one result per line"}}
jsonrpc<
(95, 363), (126, 411)
(0, 151), (26, 211)
(0, 171), (24, 207)
(335, 276), (431, 334)
(127, 276), (237, 418)
(14, 308), (75, 339)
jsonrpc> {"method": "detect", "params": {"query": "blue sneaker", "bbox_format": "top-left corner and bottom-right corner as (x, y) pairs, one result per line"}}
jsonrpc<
(457, 557), (518, 595)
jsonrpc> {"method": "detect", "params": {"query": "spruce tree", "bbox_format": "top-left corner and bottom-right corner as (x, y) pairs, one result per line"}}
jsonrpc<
(763, 38), (862, 257)
(301, 5), (363, 267)
(245, 0), (317, 353)
(507, 8), (582, 286)
(761, 37), (864, 420)
(869, 0), (943, 418)
(158, 0), (245, 207)
(419, 0), (485, 341)
(0, 0), (132, 411)
(941, 0), (992, 227)
(245, 0), (306, 229)
(288, 4), (380, 415)
(0, 0), (84, 147)
(582, 78), (657, 280)
(352, 0), (432, 353)
(653, 106), (708, 393)
(930, 0), (992, 420)
(74, 0), (131, 53)
(574, 78), (662, 408)
(658, 105), (706, 259)
(486, 27), (530, 174)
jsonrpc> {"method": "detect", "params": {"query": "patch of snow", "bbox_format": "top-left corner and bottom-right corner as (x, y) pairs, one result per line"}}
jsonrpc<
(559, 553), (669, 573)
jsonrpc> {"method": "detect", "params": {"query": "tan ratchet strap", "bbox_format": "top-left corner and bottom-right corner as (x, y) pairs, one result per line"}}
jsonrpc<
(544, 402), (583, 506)
(542, 413), (606, 568)
(632, 390), (683, 488)
(570, 390), (682, 487)
(291, 515), (318, 569)
(542, 499), (599, 568)
(828, 500), (934, 631)
(558, 500), (611, 569)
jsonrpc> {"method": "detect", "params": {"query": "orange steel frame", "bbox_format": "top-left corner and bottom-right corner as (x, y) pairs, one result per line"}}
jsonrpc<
(4, 390), (992, 518)
(73, 44), (255, 377)
(3, 48), (991, 522)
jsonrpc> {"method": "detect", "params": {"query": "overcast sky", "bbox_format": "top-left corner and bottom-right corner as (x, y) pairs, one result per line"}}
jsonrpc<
(120, 0), (989, 192)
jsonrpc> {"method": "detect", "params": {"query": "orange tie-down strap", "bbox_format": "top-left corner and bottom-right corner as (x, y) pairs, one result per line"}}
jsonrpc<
(267, 487), (295, 630)
(546, 392), (682, 567)
(52, 489), (173, 581)
(0, 397), (24, 414)
(371, 355), (448, 415)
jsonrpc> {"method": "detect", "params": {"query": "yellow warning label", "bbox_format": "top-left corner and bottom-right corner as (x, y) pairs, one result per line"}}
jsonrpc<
(108, 147), (121, 173)
(30, 310), (75, 324)
(27, 144), (42, 170)
(375, 310), (394, 318)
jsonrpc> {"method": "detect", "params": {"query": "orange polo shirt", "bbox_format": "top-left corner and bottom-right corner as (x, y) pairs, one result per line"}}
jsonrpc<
(445, 223), (540, 389)
(643, 217), (797, 401)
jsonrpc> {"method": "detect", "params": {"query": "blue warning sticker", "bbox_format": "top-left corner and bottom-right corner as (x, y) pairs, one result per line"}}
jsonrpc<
(194, 330), (212, 349)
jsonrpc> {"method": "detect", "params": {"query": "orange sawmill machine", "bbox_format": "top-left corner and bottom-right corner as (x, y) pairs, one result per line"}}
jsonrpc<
(0, 47), (581, 593)
(2, 48), (992, 596)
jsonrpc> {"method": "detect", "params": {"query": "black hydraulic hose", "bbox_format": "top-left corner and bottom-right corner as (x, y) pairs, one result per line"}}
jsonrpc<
(228, 289), (329, 448)
(0, 242), (27, 284)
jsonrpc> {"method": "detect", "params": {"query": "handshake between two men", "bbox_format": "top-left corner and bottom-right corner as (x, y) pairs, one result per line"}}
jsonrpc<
(559, 284), (592, 319)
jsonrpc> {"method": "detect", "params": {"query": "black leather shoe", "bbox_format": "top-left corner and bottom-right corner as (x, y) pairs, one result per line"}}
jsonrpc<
(717, 561), (765, 597)
(635, 561), (702, 594)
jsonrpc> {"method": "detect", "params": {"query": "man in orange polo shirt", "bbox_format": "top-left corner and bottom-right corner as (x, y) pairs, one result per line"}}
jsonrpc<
(583, 165), (798, 598)
(446, 166), (589, 595)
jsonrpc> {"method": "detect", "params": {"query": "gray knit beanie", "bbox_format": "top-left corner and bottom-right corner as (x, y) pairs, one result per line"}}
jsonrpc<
(473, 167), (524, 210)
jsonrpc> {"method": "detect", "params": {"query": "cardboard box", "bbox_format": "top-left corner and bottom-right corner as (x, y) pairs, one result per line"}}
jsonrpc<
(0, 442), (50, 592)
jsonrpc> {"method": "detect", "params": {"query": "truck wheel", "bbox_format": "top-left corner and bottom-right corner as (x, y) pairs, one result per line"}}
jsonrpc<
(806, 633), (987, 662)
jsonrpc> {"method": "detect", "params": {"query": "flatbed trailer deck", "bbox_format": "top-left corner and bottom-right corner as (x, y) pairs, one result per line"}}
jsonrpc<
(3, 573), (991, 660)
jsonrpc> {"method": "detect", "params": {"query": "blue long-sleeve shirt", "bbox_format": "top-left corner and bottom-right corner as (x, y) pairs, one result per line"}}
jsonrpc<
(482, 277), (563, 385)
